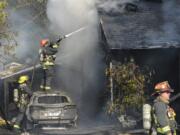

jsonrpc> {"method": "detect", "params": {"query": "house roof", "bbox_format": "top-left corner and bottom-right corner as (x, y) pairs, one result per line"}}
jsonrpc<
(99, 0), (180, 49)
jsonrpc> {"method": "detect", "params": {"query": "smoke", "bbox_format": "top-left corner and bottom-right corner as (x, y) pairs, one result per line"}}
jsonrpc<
(96, 0), (139, 13)
(6, 0), (107, 123)
(47, 0), (106, 122)
(8, 6), (49, 65)
(161, 0), (180, 43)
(145, 0), (180, 45)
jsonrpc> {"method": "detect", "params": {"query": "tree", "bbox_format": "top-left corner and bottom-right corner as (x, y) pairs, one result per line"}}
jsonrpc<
(0, 0), (8, 40)
(0, 0), (50, 67)
(106, 58), (152, 116)
(0, 0), (19, 63)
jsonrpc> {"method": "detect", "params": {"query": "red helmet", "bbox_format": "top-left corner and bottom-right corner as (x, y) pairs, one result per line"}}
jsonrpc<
(40, 39), (49, 47)
(152, 81), (174, 96)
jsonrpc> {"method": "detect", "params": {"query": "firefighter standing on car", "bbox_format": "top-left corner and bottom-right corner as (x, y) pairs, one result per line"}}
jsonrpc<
(151, 81), (177, 135)
(39, 27), (86, 91)
(12, 75), (32, 132)
(39, 38), (62, 91)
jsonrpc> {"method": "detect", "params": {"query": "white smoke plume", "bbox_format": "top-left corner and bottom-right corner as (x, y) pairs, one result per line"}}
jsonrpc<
(47, 0), (105, 121)
(47, 0), (99, 64)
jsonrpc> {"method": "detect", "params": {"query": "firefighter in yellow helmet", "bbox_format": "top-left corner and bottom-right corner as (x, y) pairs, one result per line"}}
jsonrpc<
(152, 81), (177, 135)
(12, 75), (32, 132)
(39, 38), (61, 91)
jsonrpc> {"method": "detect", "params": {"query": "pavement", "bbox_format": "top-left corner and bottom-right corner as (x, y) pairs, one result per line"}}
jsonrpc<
(28, 125), (145, 135)
(0, 124), (146, 135)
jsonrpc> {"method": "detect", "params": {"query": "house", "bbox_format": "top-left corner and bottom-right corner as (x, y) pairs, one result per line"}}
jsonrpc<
(98, 0), (180, 123)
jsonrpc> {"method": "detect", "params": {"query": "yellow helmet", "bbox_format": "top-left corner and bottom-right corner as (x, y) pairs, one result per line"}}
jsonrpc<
(18, 75), (29, 84)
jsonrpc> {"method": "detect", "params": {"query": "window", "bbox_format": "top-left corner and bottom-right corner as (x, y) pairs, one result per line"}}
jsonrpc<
(38, 96), (69, 104)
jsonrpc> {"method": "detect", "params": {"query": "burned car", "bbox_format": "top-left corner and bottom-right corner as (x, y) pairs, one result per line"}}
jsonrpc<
(26, 91), (78, 128)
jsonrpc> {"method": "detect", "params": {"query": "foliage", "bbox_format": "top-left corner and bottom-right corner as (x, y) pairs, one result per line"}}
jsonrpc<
(0, 0), (8, 35)
(0, 0), (7, 26)
(15, 0), (47, 10)
(9, 0), (48, 29)
(0, 0), (18, 59)
(0, 0), (47, 64)
(106, 58), (152, 115)
(16, 0), (47, 4)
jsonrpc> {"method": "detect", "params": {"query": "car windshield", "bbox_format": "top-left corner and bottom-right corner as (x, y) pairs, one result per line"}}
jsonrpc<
(38, 96), (69, 104)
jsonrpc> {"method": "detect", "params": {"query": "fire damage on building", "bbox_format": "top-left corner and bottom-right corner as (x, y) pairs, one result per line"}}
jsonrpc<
(99, 0), (180, 134)
(0, 0), (180, 135)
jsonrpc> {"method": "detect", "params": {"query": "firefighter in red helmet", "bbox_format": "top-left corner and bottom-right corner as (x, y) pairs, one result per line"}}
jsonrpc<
(39, 38), (62, 91)
(40, 39), (49, 47)
(151, 81), (177, 135)
(39, 27), (86, 91)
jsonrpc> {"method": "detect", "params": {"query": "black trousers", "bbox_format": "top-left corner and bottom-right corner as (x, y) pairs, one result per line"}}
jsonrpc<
(15, 105), (26, 126)
(41, 65), (54, 89)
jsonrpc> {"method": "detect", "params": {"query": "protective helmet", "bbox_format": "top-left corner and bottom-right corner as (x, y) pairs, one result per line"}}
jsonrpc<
(18, 75), (29, 84)
(152, 81), (174, 96)
(40, 39), (49, 47)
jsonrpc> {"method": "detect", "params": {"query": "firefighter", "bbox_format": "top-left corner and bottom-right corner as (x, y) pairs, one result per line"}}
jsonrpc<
(152, 81), (177, 135)
(39, 38), (61, 91)
(12, 75), (32, 132)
